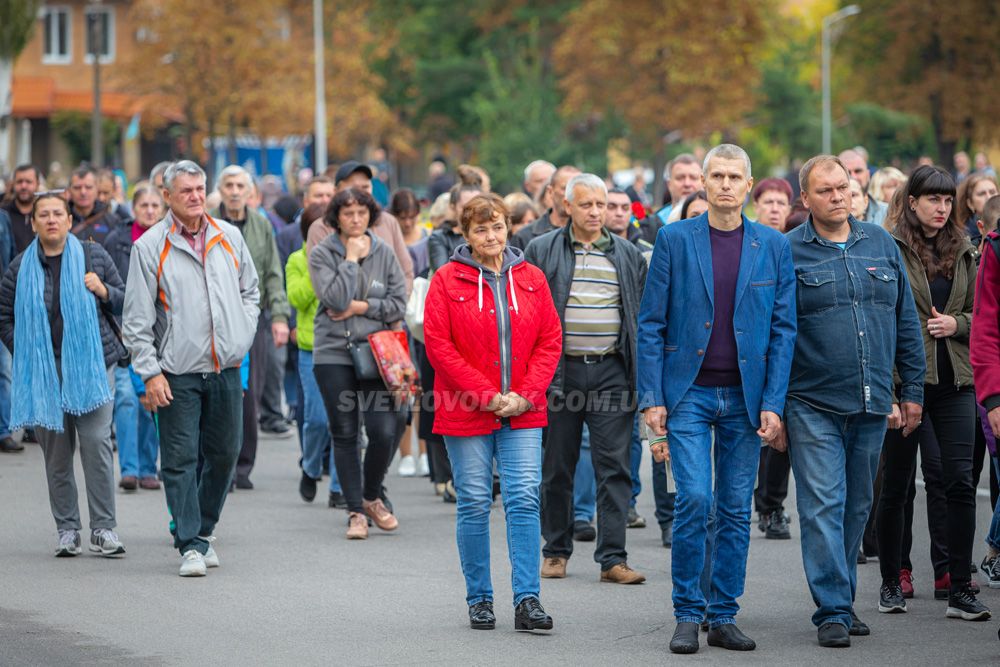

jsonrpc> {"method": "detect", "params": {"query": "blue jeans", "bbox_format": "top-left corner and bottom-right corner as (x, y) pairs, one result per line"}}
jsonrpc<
(785, 397), (886, 628)
(445, 425), (542, 607)
(0, 343), (10, 439)
(573, 425), (595, 522)
(668, 385), (760, 627)
(630, 415), (642, 507)
(298, 350), (340, 493)
(987, 456), (1000, 551)
(114, 366), (141, 477)
(135, 405), (159, 477)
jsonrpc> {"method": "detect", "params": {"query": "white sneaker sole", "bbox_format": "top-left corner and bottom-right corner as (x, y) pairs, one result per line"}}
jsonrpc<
(946, 607), (991, 621)
(878, 603), (906, 613)
(179, 565), (207, 577)
(55, 547), (82, 557)
(89, 544), (126, 557)
(204, 548), (219, 568)
(988, 580), (1000, 589)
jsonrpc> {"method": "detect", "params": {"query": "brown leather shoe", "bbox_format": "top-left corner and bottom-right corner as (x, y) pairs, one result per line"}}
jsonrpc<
(139, 476), (161, 490)
(541, 556), (568, 578)
(119, 476), (138, 491)
(362, 498), (398, 531)
(346, 512), (369, 540)
(600, 562), (646, 584)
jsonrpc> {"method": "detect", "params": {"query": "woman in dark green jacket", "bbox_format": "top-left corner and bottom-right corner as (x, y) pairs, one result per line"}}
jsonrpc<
(875, 166), (988, 621)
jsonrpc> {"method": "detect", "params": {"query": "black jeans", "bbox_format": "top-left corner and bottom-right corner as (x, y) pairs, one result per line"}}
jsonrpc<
(899, 428), (949, 578)
(754, 447), (790, 515)
(158, 369), (243, 555)
(542, 354), (633, 570)
(416, 341), (451, 484)
(314, 363), (404, 514)
(877, 384), (976, 588)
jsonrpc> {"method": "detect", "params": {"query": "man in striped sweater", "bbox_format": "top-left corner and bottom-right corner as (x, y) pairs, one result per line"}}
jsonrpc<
(525, 173), (649, 586)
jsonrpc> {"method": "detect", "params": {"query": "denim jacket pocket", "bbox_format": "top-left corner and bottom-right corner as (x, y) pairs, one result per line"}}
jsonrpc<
(796, 270), (837, 315)
(866, 266), (897, 309)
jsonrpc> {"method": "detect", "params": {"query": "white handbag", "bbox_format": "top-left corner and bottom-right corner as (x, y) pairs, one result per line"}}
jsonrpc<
(405, 276), (431, 343)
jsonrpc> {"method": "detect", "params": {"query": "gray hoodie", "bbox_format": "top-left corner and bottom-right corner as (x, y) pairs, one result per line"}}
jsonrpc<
(450, 244), (525, 394)
(308, 230), (407, 365)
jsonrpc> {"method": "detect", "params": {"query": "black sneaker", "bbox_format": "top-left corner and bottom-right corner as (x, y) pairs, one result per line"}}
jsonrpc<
(299, 472), (318, 503)
(817, 622), (850, 648)
(982, 554), (1000, 589)
(849, 611), (870, 636)
(573, 520), (596, 542)
(328, 491), (346, 508)
(878, 582), (907, 614)
(946, 585), (992, 621)
(21, 428), (37, 444)
(0, 436), (24, 453)
(857, 550), (868, 565)
(626, 506), (647, 528)
(756, 512), (767, 534)
(514, 597), (553, 632)
(764, 511), (791, 540)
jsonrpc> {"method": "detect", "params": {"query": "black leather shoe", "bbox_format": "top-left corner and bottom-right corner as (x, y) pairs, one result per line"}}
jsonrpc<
(573, 520), (596, 542)
(849, 612), (870, 636)
(328, 491), (346, 508)
(235, 476), (254, 490)
(707, 624), (756, 651)
(514, 597), (553, 632)
(817, 622), (850, 648)
(0, 436), (24, 452)
(299, 472), (317, 503)
(669, 622), (699, 654)
(469, 601), (495, 630)
(21, 428), (37, 444)
(661, 521), (673, 548)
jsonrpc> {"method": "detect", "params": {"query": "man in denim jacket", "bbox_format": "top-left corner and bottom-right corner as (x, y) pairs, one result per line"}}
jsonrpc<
(637, 144), (797, 654)
(783, 155), (925, 648)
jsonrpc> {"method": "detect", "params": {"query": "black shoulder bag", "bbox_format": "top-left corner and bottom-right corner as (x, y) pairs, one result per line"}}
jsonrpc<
(83, 240), (131, 368)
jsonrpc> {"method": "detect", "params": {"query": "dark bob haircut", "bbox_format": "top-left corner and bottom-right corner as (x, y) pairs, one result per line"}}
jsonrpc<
(324, 188), (380, 232)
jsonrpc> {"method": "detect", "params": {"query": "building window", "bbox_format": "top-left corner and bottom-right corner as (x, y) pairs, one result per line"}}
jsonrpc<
(84, 6), (116, 64)
(42, 6), (72, 64)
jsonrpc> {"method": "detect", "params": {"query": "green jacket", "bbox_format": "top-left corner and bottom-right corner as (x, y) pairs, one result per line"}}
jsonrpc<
(211, 206), (290, 323)
(893, 232), (976, 387)
(285, 248), (316, 351)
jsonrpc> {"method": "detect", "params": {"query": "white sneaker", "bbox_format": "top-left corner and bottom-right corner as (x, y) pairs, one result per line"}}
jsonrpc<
(55, 529), (82, 557)
(200, 535), (219, 568)
(397, 455), (417, 477)
(179, 550), (207, 577)
(418, 453), (430, 477)
(89, 529), (126, 557)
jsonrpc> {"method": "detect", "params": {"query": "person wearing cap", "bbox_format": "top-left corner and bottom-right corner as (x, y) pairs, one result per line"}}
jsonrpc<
(306, 161), (414, 294)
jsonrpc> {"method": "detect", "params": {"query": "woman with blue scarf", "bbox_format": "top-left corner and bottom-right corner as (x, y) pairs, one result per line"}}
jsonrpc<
(0, 193), (128, 558)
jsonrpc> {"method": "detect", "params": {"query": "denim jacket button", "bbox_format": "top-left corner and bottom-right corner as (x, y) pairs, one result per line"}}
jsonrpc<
(697, 349), (704, 356)
(704, 322), (711, 329)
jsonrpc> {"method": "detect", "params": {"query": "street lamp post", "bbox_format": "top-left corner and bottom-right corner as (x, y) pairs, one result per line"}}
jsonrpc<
(89, 5), (104, 166)
(822, 4), (861, 155)
(313, 0), (327, 173)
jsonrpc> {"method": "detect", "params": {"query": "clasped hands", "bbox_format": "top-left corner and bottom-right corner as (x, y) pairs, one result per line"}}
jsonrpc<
(486, 392), (530, 418)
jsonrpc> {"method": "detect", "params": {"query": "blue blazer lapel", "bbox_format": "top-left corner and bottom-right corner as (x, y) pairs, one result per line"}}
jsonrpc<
(692, 214), (714, 306)
(734, 215), (760, 310)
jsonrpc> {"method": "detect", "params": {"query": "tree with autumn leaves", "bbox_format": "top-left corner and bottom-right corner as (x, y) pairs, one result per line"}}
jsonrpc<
(110, 0), (998, 186)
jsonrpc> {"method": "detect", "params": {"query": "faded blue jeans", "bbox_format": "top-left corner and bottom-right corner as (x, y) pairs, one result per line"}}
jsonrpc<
(785, 397), (887, 629)
(113, 366), (141, 477)
(0, 343), (10, 439)
(446, 425), (542, 607)
(987, 456), (1000, 551)
(574, 426), (595, 522)
(298, 350), (340, 493)
(668, 385), (760, 627)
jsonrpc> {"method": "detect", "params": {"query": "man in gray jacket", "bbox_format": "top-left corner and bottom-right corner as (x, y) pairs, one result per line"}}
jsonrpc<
(123, 161), (260, 577)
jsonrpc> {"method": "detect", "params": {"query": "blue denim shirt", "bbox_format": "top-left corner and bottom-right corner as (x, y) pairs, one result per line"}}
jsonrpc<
(785, 217), (925, 415)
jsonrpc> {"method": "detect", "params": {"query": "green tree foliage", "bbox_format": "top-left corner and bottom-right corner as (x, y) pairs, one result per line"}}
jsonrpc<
(52, 111), (121, 166)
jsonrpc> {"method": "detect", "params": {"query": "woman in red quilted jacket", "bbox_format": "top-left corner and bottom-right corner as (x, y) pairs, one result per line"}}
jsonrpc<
(424, 193), (562, 633)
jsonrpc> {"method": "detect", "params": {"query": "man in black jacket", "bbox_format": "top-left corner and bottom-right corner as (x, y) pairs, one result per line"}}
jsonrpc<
(69, 165), (123, 245)
(525, 173), (648, 585)
(510, 166), (580, 250)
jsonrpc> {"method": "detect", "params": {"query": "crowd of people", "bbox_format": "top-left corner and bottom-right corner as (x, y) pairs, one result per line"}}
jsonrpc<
(1, 143), (1000, 651)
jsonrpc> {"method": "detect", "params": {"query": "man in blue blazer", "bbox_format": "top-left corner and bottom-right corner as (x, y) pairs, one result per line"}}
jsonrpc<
(637, 144), (797, 654)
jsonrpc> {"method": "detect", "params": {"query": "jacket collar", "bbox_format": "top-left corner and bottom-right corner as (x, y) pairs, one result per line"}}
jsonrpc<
(801, 214), (867, 245)
(691, 212), (758, 306)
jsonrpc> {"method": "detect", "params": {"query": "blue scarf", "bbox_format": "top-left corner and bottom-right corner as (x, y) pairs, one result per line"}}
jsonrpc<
(10, 236), (112, 432)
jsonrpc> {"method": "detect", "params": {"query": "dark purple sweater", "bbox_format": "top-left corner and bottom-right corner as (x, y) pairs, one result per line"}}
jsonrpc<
(695, 224), (743, 387)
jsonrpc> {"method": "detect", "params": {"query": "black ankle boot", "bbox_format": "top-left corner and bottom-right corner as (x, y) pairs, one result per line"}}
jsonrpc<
(468, 601), (495, 630)
(514, 597), (553, 631)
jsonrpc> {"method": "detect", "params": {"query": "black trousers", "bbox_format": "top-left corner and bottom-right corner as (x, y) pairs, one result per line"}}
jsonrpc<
(877, 384), (976, 588)
(314, 363), (404, 514)
(416, 341), (451, 484)
(754, 447), (790, 515)
(899, 428), (949, 578)
(542, 355), (633, 569)
(236, 318), (270, 480)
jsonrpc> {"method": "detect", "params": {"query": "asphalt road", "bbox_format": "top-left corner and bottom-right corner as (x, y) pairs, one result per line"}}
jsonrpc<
(1, 431), (999, 666)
